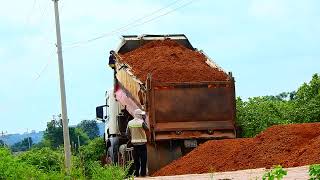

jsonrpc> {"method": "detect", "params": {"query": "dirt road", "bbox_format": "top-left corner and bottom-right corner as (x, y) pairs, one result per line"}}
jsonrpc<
(137, 166), (309, 180)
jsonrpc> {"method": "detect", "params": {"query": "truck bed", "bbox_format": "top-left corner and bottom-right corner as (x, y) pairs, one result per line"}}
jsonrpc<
(113, 34), (236, 141)
(114, 58), (236, 141)
(150, 81), (236, 140)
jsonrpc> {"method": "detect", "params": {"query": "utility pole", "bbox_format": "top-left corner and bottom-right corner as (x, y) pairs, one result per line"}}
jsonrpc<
(77, 135), (81, 152)
(52, 0), (71, 173)
(0, 131), (8, 148)
(28, 137), (31, 149)
(26, 129), (31, 150)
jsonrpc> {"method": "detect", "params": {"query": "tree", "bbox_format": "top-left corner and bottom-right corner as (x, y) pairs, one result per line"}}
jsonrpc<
(11, 137), (32, 152)
(43, 119), (89, 149)
(295, 74), (320, 102)
(77, 120), (99, 139)
(289, 73), (320, 123)
(236, 73), (320, 137)
(0, 139), (5, 147)
(79, 137), (106, 176)
(43, 120), (63, 148)
(236, 96), (291, 137)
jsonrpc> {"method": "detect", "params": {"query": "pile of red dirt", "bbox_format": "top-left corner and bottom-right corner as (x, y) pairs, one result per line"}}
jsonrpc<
(119, 39), (229, 83)
(153, 123), (320, 176)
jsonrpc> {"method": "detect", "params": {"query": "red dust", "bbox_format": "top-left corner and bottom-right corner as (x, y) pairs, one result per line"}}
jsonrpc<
(153, 123), (320, 176)
(119, 39), (229, 83)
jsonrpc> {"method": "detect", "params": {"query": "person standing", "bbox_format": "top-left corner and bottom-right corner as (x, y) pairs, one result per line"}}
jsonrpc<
(108, 50), (116, 69)
(126, 109), (149, 177)
(108, 50), (118, 90)
(105, 93), (121, 164)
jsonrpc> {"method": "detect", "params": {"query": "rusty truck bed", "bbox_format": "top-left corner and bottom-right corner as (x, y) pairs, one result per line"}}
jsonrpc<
(113, 34), (236, 142)
(147, 80), (236, 141)
(115, 60), (236, 141)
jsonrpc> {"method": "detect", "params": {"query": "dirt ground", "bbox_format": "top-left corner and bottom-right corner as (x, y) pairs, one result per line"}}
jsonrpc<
(137, 166), (309, 180)
(154, 123), (320, 176)
(119, 39), (229, 83)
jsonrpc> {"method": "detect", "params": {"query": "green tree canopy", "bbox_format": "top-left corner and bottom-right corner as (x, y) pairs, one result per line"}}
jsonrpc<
(77, 120), (99, 139)
(291, 74), (320, 123)
(11, 137), (32, 152)
(236, 73), (320, 137)
(0, 139), (5, 146)
(43, 119), (89, 149)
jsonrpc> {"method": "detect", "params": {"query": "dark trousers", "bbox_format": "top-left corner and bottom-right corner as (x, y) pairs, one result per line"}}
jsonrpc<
(133, 144), (147, 177)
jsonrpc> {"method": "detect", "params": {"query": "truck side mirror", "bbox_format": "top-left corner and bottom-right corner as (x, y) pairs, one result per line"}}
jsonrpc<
(96, 105), (108, 121)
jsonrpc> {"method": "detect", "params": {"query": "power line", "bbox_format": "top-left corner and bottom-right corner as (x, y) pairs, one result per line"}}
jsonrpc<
(64, 0), (182, 46)
(24, 0), (37, 26)
(64, 0), (193, 48)
(34, 49), (56, 80)
(32, 0), (196, 78)
(29, 1), (56, 81)
(38, 0), (49, 21)
(119, 0), (196, 34)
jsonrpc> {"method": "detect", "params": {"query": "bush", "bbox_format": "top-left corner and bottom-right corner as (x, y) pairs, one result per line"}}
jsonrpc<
(262, 165), (287, 180)
(77, 137), (134, 178)
(309, 164), (320, 180)
(0, 147), (46, 179)
(0, 137), (129, 179)
(18, 147), (63, 172)
(78, 137), (106, 176)
(236, 97), (291, 137)
(79, 137), (105, 163)
(89, 161), (132, 180)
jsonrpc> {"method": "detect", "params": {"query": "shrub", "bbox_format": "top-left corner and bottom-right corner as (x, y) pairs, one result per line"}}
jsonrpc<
(0, 147), (46, 179)
(79, 137), (105, 163)
(0, 139), (129, 179)
(18, 147), (63, 172)
(79, 137), (105, 175)
(309, 164), (320, 180)
(89, 161), (132, 180)
(262, 165), (287, 180)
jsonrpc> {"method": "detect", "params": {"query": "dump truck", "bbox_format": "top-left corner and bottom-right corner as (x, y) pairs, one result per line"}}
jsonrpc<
(96, 34), (236, 174)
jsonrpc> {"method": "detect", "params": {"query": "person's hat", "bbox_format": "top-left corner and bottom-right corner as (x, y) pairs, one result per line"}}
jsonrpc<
(134, 109), (146, 115)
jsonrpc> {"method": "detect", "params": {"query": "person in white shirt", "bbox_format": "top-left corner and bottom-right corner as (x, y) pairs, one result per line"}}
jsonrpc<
(126, 109), (149, 177)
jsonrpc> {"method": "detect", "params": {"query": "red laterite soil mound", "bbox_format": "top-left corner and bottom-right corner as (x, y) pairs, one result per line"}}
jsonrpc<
(153, 123), (320, 176)
(119, 39), (229, 83)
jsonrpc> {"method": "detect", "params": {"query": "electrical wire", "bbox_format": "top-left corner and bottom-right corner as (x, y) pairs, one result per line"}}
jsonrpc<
(34, 0), (196, 78)
(64, 0), (182, 47)
(34, 49), (56, 80)
(64, 0), (192, 48)
(24, 0), (37, 26)
(119, 0), (195, 34)
(64, 0), (196, 49)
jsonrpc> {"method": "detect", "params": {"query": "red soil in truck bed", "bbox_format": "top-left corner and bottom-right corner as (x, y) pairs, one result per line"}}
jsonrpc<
(119, 39), (229, 83)
(153, 123), (320, 176)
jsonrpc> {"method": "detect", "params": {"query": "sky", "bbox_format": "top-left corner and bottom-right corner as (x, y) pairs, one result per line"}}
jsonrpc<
(0, 0), (319, 134)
